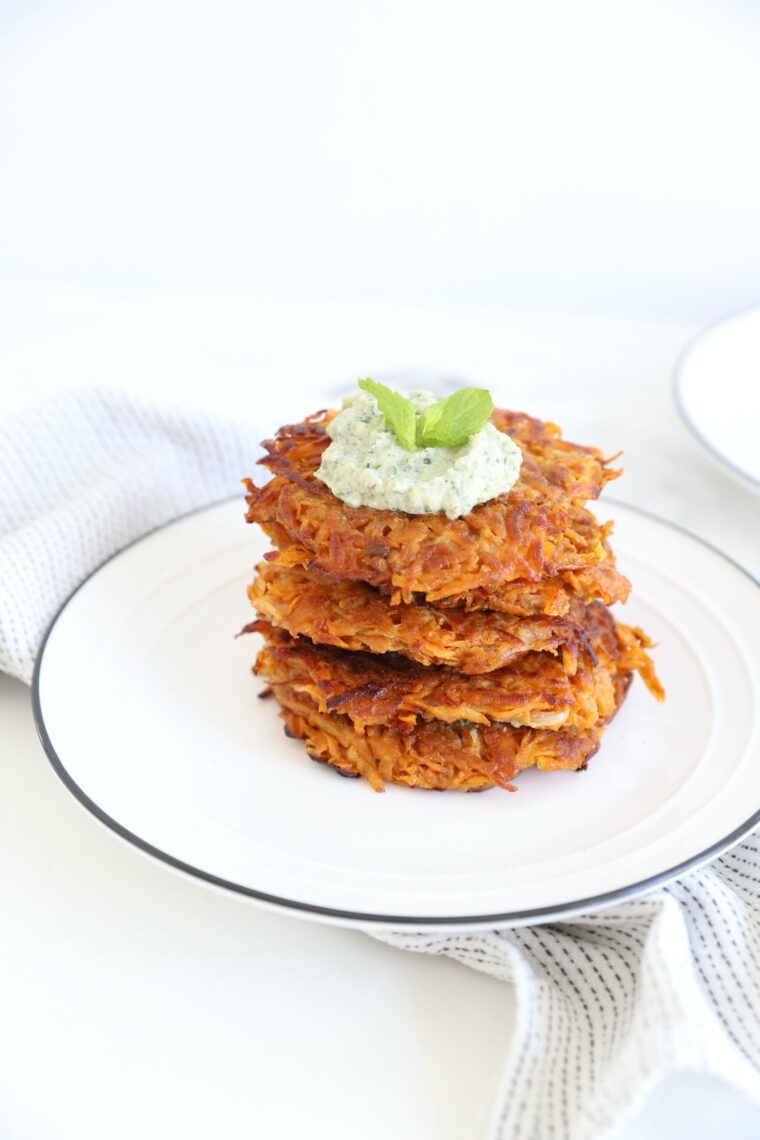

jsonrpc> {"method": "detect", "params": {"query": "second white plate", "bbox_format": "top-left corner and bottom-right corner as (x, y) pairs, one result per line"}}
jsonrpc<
(34, 499), (760, 930)
(675, 308), (760, 492)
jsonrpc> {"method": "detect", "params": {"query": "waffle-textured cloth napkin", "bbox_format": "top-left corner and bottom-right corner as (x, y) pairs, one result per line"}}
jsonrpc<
(2, 388), (759, 1140)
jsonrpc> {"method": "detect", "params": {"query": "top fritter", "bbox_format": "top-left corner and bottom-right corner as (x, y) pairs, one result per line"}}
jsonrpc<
(244, 401), (624, 603)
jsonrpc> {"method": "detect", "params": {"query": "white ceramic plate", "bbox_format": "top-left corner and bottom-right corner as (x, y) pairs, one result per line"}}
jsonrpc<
(33, 499), (760, 931)
(675, 309), (760, 492)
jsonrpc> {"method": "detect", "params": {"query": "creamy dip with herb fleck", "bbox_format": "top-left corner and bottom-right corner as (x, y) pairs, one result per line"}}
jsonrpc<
(316, 388), (522, 519)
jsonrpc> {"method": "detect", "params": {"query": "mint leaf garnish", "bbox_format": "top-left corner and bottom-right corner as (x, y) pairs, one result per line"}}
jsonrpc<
(416, 388), (494, 449)
(357, 379), (494, 451)
(358, 378), (417, 451)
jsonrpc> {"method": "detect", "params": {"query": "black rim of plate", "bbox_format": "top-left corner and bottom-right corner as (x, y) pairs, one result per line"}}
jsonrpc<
(32, 496), (760, 928)
(673, 307), (760, 493)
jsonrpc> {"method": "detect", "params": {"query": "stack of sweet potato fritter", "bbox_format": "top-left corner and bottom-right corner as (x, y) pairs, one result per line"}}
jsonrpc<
(241, 407), (663, 791)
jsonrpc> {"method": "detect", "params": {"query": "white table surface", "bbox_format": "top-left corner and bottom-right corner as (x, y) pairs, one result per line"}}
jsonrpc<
(2, 291), (760, 1139)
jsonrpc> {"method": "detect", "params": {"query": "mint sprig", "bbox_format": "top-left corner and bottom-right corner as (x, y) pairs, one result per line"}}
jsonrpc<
(417, 387), (494, 449)
(358, 378), (417, 451)
(358, 379), (493, 451)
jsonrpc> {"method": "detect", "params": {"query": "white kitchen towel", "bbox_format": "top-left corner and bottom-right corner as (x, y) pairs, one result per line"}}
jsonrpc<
(374, 864), (760, 1139)
(0, 386), (262, 682)
(2, 387), (759, 1140)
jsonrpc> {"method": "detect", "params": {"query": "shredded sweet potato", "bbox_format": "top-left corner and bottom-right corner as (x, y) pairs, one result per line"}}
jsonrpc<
(251, 601), (656, 733)
(246, 556), (594, 674)
(264, 538), (632, 617)
(243, 408), (620, 601)
(240, 402), (663, 792)
(269, 672), (633, 792)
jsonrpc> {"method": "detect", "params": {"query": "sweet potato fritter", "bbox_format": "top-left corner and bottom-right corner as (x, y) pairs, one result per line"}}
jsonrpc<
(257, 539), (632, 617)
(242, 401), (664, 792)
(243, 408), (621, 601)
(252, 601), (661, 736)
(252, 598), (648, 731)
(269, 673), (633, 792)
(246, 556), (593, 675)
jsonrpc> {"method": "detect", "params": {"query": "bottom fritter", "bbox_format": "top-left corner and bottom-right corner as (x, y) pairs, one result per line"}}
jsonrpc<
(264, 672), (633, 792)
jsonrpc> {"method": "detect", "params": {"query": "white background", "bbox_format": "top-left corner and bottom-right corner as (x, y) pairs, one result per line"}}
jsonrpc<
(2, 0), (760, 325)
(2, 3), (760, 1139)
